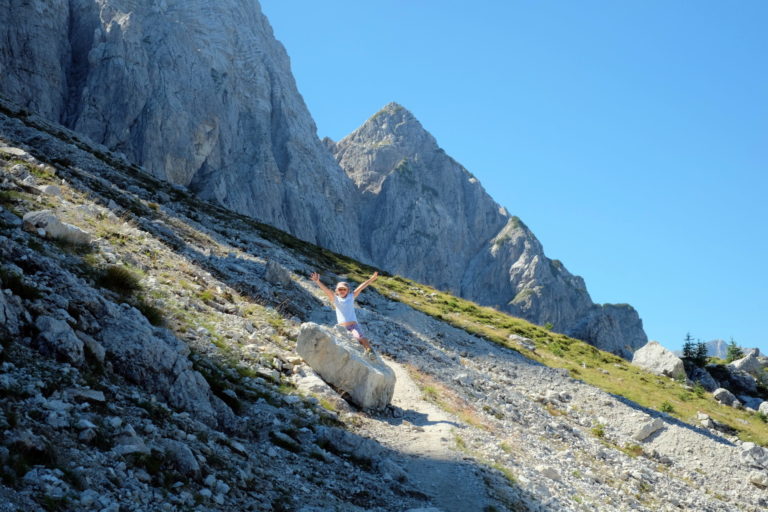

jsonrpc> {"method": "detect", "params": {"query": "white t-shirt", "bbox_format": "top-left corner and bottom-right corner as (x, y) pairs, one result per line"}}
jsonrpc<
(333, 295), (357, 324)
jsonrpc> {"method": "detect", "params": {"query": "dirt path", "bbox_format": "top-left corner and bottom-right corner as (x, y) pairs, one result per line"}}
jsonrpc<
(359, 358), (492, 512)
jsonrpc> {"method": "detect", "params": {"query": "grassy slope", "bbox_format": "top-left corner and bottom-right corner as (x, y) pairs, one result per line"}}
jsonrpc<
(314, 248), (768, 446)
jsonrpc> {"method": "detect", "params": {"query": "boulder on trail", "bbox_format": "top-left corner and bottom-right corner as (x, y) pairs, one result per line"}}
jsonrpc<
(297, 322), (395, 410)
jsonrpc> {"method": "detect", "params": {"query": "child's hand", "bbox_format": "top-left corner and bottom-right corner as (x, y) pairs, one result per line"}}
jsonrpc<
(310, 272), (320, 283)
(370, 271), (379, 282)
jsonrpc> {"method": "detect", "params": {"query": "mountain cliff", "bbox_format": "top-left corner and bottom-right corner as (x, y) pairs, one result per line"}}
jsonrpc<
(0, 0), (645, 357)
(331, 103), (647, 357)
(0, 0), (362, 258)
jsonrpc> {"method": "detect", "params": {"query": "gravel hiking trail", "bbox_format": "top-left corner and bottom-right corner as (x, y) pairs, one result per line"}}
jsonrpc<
(358, 358), (492, 512)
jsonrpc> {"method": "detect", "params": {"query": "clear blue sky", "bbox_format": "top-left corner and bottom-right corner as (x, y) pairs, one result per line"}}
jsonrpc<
(260, 1), (768, 354)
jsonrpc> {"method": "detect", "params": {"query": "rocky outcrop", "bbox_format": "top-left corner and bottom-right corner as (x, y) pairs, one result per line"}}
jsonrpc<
(729, 353), (766, 381)
(632, 341), (686, 380)
(689, 366), (719, 392)
(297, 323), (395, 410)
(332, 103), (647, 358)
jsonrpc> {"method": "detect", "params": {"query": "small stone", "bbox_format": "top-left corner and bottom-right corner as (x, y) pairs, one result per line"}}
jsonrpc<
(76, 419), (98, 430)
(106, 416), (123, 428)
(750, 471), (768, 488)
(79, 429), (97, 443)
(536, 465), (561, 481)
(80, 489), (101, 507)
(40, 184), (62, 197)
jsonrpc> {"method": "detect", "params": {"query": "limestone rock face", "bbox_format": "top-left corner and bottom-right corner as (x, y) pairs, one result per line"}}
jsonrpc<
(0, 0), (362, 259)
(332, 103), (648, 357)
(0, 0), (71, 121)
(332, 103), (509, 292)
(631, 341), (686, 380)
(94, 301), (234, 428)
(297, 322), (395, 410)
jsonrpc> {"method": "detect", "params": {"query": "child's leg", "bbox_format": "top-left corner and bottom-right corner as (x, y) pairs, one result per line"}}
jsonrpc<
(347, 324), (372, 350)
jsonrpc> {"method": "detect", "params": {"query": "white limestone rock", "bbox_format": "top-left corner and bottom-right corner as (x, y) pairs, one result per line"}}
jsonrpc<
(34, 315), (85, 366)
(23, 210), (91, 245)
(264, 260), (292, 287)
(712, 388), (738, 407)
(297, 322), (395, 410)
(729, 353), (766, 380)
(749, 471), (768, 488)
(95, 301), (235, 428)
(0, 287), (22, 338)
(631, 341), (685, 380)
(631, 417), (665, 442)
(293, 367), (354, 413)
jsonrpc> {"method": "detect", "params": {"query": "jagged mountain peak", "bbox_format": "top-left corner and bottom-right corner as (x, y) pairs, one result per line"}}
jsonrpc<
(337, 102), (437, 158)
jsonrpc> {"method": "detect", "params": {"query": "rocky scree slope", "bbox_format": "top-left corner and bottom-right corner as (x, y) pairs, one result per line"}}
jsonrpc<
(1, 0), (644, 358)
(2, 100), (768, 511)
(331, 103), (646, 358)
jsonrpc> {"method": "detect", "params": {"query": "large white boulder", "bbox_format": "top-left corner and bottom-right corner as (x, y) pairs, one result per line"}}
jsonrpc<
(22, 210), (91, 245)
(729, 353), (765, 380)
(297, 322), (395, 410)
(631, 417), (665, 442)
(631, 341), (686, 380)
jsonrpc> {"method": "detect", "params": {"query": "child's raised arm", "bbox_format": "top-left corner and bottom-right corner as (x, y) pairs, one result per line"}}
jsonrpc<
(354, 271), (379, 298)
(311, 272), (336, 304)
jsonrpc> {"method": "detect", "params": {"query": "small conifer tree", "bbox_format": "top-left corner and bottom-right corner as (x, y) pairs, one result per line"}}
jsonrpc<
(726, 338), (744, 363)
(682, 333), (696, 360)
(694, 340), (709, 367)
(681, 333), (708, 368)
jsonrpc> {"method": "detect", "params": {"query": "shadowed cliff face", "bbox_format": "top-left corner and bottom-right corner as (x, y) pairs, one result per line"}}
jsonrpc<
(0, 2), (645, 357)
(0, 0), (363, 259)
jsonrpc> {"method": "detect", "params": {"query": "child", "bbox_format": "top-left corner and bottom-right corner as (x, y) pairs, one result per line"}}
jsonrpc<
(310, 271), (379, 354)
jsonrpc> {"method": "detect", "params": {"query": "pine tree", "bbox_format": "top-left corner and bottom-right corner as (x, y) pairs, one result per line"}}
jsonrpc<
(726, 338), (744, 363)
(694, 340), (709, 367)
(682, 333), (696, 361)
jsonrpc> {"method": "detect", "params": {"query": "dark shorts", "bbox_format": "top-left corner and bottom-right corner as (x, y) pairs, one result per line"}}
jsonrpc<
(343, 323), (365, 340)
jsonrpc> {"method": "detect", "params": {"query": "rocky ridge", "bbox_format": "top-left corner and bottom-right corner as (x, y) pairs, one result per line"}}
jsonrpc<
(1, 95), (768, 511)
(331, 103), (647, 358)
(0, 0), (645, 358)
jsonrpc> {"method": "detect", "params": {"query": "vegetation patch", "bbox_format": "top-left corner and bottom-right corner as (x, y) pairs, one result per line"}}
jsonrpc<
(97, 264), (142, 295)
(406, 364), (493, 431)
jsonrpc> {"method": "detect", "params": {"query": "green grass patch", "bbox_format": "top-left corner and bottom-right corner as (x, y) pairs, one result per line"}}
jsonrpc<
(97, 265), (142, 294)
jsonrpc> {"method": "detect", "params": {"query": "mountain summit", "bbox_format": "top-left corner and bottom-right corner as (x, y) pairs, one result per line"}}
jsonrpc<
(332, 104), (647, 357)
(334, 102), (440, 194)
